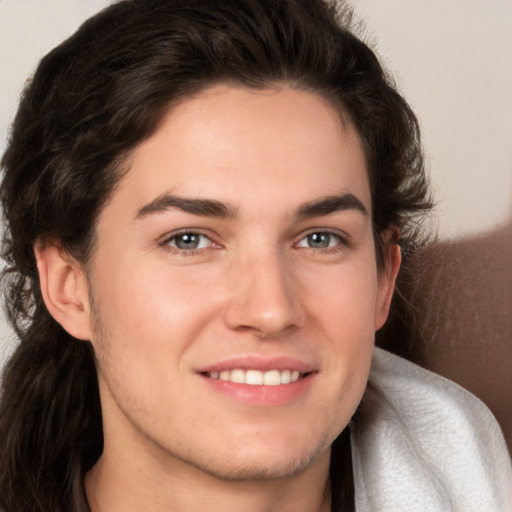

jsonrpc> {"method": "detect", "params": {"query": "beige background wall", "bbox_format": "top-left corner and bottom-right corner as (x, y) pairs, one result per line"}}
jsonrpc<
(355, 0), (512, 239)
(0, 0), (511, 358)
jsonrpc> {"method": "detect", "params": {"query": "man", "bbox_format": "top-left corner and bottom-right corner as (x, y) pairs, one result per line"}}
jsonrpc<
(0, 1), (510, 511)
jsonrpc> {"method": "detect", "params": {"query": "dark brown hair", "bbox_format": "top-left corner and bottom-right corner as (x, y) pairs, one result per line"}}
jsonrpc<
(0, 0), (431, 510)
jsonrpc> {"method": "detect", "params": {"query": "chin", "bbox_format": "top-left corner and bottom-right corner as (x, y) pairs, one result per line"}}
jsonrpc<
(192, 452), (318, 483)
(186, 432), (332, 482)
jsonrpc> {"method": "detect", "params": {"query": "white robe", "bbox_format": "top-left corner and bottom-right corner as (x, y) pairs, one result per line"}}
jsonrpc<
(351, 347), (512, 512)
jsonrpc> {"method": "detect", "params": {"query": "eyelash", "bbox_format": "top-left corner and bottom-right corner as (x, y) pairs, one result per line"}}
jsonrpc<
(160, 230), (217, 256)
(295, 230), (348, 254)
(160, 229), (349, 256)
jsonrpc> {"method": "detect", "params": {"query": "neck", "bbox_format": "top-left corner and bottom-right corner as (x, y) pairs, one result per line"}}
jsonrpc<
(85, 449), (332, 512)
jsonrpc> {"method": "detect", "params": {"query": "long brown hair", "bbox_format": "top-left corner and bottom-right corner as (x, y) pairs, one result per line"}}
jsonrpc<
(0, 1), (431, 510)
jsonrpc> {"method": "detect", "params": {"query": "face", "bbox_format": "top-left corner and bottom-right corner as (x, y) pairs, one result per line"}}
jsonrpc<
(81, 85), (397, 481)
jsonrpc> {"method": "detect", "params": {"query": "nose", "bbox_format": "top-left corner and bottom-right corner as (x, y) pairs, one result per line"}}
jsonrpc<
(223, 251), (304, 337)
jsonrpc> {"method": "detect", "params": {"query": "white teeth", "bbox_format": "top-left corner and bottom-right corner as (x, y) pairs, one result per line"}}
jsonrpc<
(246, 369), (264, 385)
(207, 368), (304, 385)
(263, 370), (281, 386)
(280, 369), (291, 384)
(230, 369), (245, 384)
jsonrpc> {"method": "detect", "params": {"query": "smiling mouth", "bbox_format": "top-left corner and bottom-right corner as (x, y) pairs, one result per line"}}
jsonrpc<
(203, 369), (308, 386)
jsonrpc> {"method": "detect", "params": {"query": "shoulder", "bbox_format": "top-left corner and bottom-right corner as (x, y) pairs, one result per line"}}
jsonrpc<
(350, 347), (512, 512)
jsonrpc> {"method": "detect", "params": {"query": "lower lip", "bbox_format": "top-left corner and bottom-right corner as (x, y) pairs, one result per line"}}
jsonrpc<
(200, 373), (315, 406)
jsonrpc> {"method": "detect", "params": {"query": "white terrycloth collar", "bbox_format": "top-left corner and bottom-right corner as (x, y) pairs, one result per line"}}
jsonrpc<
(351, 347), (512, 512)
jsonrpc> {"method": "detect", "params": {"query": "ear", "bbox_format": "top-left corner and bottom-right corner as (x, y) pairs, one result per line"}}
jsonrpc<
(34, 240), (93, 340)
(374, 229), (402, 330)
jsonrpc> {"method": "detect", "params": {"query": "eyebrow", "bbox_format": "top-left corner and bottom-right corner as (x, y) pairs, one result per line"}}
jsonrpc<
(134, 192), (368, 221)
(295, 193), (368, 220)
(135, 194), (239, 220)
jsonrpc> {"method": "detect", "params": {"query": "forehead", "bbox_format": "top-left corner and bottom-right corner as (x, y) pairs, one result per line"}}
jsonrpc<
(109, 84), (370, 220)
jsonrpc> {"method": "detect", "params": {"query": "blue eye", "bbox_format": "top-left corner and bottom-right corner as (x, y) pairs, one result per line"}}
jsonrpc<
(297, 232), (342, 249)
(167, 233), (212, 250)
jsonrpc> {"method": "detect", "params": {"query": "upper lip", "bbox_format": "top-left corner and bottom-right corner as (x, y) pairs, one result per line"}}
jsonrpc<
(196, 356), (317, 374)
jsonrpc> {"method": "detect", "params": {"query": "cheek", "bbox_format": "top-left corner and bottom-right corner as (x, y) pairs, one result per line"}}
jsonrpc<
(87, 256), (228, 402)
(299, 257), (378, 409)
(302, 254), (380, 332)
(88, 261), (214, 422)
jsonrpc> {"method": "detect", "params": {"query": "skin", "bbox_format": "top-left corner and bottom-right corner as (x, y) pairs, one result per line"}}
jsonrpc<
(36, 84), (400, 512)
